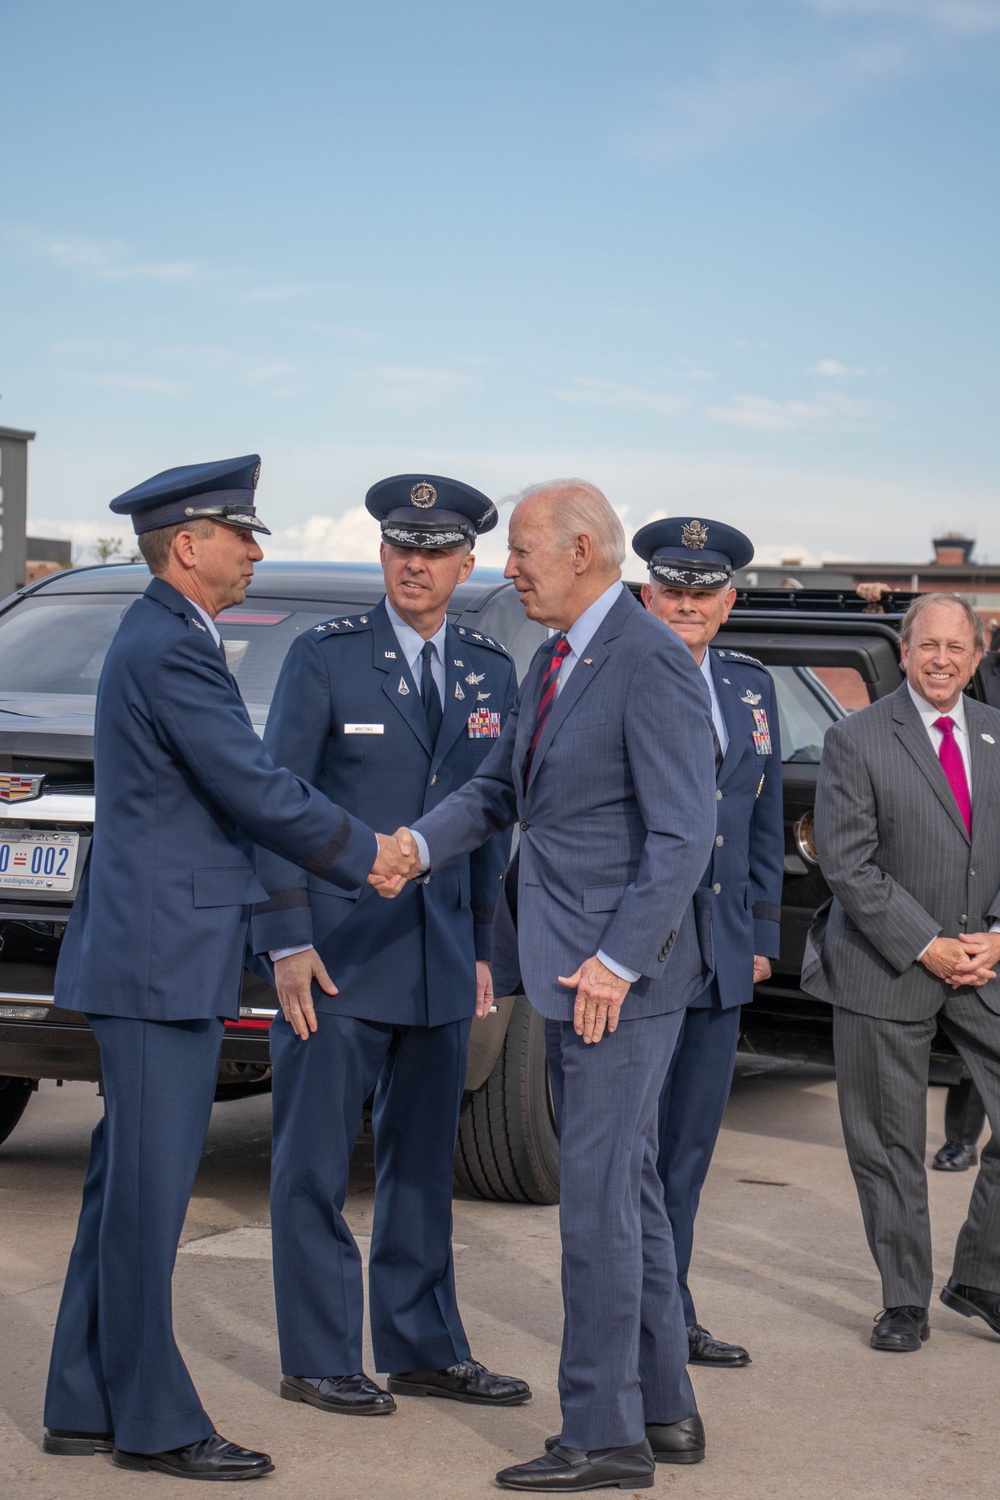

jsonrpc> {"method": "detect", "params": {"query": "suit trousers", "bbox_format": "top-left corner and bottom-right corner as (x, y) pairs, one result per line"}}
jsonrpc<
(657, 998), (742, 1327)
(44, 1015), (222, 1454)
(833, 994), (1000, 1307)
(269, 1011), (472, 1376)
(545, 1011), (697, 1450)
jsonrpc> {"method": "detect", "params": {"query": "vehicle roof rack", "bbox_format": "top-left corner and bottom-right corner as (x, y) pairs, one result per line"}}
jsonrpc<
(730, 587), (920, 615)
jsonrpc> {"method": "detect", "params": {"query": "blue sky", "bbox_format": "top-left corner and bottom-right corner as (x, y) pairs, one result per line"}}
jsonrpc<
(3, 0), (998, 574)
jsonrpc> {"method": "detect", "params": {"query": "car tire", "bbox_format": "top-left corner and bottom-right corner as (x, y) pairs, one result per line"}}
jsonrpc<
(0, 1076), (35, 1147)
(454, 995), (559, 1204)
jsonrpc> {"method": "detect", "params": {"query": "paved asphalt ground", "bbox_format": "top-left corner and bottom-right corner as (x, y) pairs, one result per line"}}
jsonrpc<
(1, 1057), (997, 1500)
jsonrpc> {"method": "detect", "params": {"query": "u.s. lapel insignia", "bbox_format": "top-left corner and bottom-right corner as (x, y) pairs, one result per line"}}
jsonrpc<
(983, 734), (996, 744)
(454, 659), (464, 667)
(741, 688), (761, 706)
(465, 670), (485, 685)
(397, 677), (410, 696)
(455, 682), (465, 700)
(384, 650), (397, 659)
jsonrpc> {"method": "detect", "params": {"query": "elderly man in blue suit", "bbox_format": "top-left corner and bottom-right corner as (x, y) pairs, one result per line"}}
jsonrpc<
(252, 476), (528, 1418)
(392, 479), (718, 1491)
(42, 458), (409, 1483)
(634, 518), (784, 1370)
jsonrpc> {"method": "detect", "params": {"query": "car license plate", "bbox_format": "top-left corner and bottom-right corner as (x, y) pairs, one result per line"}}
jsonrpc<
(0, 831), (80, 891)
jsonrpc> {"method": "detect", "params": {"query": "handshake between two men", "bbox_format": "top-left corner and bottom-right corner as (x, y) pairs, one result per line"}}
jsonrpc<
(368, 828), (423, 895)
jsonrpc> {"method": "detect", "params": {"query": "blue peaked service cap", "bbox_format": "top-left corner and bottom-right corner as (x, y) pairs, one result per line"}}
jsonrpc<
(109, 455), (271, 536)
(632, 517), (754, 590)
(366, 474), (498, 549)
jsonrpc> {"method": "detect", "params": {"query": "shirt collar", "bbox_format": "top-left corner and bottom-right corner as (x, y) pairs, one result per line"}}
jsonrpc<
(564, 580), (626, 658)
(907, 679), (967, 734)
(182, 596), (221, 647)
(384, 595), (448, 672)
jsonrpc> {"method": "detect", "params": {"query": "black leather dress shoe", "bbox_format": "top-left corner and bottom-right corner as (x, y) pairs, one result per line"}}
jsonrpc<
(387, 1357), (531, 1406)
(280, 1372), (396, 1415)
(546, 1415), (704, 1467)
(687, 1322), (751, 1367)
(870, 1305), (930, 1351)
(941, 1276), (1000, 1334)
(496, 1440), (654, 1491)
(112, 1431), (274, 1480)
(43, 1428), (114, 1456)
(645, 1414), (706, 1464)
(933, 1140), (979, 1171)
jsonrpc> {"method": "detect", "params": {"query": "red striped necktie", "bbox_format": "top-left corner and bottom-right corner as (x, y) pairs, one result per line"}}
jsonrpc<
(933, 715), (971, 835)
(524, 636), (570, 786)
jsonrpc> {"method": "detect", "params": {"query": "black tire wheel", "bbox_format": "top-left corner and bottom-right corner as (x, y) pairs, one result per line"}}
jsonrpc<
(455, 995), (559, 1204)
(0, 1076), (35, 1147)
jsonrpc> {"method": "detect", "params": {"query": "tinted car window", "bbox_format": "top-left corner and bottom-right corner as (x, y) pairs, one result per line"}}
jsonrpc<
(770, 665), (847, 763)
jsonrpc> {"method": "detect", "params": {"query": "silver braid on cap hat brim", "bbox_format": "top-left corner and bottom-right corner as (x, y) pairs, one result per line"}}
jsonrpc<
(382, 525), (469, 547)
(650, 562), (731, 587)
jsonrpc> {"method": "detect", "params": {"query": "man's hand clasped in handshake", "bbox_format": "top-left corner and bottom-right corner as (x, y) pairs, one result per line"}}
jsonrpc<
(367, 828), (423, 896)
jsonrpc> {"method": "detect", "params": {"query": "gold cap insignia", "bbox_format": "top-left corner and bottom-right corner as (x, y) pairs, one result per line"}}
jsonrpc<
(411, 482), (437, 508)
(681, 520), (708, 550)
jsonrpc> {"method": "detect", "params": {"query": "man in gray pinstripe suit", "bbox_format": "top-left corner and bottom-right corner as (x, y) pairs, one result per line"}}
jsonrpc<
(809, 592), (1000, 1352)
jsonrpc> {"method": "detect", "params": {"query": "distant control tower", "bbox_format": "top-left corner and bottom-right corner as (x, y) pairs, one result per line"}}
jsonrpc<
(0, 425), (36, 600)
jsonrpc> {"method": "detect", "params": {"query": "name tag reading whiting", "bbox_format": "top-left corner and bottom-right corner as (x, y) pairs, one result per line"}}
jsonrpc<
(344, 724), (385, 735)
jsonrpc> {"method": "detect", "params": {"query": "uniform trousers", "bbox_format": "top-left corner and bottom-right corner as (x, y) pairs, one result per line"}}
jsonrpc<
(544, 1011), (697, 1451)
(833, 993), (1000, 1307)
(656, 997), (742, 1327)
(269, 1011), (472, 1377)
(44, 1015), (223, 1454)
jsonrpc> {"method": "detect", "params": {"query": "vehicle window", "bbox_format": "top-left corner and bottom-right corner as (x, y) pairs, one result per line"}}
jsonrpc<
(0, 596), (347, 705)
(769, 665), (847, 763)
(810, 665), (869, 712)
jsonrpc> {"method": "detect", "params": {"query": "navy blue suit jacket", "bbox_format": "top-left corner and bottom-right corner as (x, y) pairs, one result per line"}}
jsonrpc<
(54, 578), (376, 1022)
(251, 598), (516, 1028)
(692, 648), (784, 1010)
(412, 587), (718, 1021)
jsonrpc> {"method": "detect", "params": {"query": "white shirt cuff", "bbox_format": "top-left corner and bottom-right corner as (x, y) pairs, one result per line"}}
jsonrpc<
(411, 829), (431, 872)
(597, 949), (641, 984)
(269, 945), (312, 963)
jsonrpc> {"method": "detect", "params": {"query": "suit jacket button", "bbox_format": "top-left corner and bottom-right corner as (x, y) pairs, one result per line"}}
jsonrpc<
(430, 773), (438, 785)
(970, 868), (976, 876)
(960, 914), (968, 924)
(520, 820), (530, 831)
(716, 790), (723, 801)
(713, 882), (722, 894)
(716, 835), (724, 847)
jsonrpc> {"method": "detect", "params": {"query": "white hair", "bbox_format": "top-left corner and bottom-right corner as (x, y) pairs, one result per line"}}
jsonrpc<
(512, 479), (626, 570)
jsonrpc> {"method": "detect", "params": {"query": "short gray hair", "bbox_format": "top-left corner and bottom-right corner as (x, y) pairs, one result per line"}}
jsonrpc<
(138, 517), (215, 575)
(514, 479), (626, 570)
(900, 592), (985, 653)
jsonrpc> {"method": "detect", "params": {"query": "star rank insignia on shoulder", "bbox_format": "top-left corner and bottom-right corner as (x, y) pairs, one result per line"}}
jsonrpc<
(717, 648), (765, 669)
(456, 626), (510, 657)
(312, 613), (371, 636)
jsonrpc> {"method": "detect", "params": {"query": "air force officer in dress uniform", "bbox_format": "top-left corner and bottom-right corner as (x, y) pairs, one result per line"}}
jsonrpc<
(400, 481), (718, 1491)
(633, 519), (784, 1369)
(252, 476), (529, 1417)
(43, 458), (407, 1483)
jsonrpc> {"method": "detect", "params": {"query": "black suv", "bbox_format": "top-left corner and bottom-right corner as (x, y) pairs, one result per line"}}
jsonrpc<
(0, 567), (971, 1202)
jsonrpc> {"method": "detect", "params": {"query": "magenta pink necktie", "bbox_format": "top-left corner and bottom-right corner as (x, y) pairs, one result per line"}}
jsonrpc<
(933, 715), (971, 835)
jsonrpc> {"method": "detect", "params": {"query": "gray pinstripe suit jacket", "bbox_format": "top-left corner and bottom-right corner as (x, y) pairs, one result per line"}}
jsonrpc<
(806, 683), (1000, 1019)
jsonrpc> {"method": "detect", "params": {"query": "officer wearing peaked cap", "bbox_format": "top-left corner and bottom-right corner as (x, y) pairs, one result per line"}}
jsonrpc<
(633, 516), (784, 1371)
(43, 457), (406, 1481)
(253, 475), (530, 1417)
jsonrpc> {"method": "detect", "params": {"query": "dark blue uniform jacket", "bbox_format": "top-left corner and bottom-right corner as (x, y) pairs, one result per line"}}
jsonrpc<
(695, 648), (784, 1009)
(251, 597), (516, 1028)
(54, 577), (376, 1021)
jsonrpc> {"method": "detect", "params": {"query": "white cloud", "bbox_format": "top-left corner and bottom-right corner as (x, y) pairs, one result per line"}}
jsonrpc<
(706, 392), (871, 431)
(243, 362), (298, 387)
(806, 0), (1000, 31)
(40, 234), (198, 283)
(552, 378), (689, 417)
(809, 358), (869, 376)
